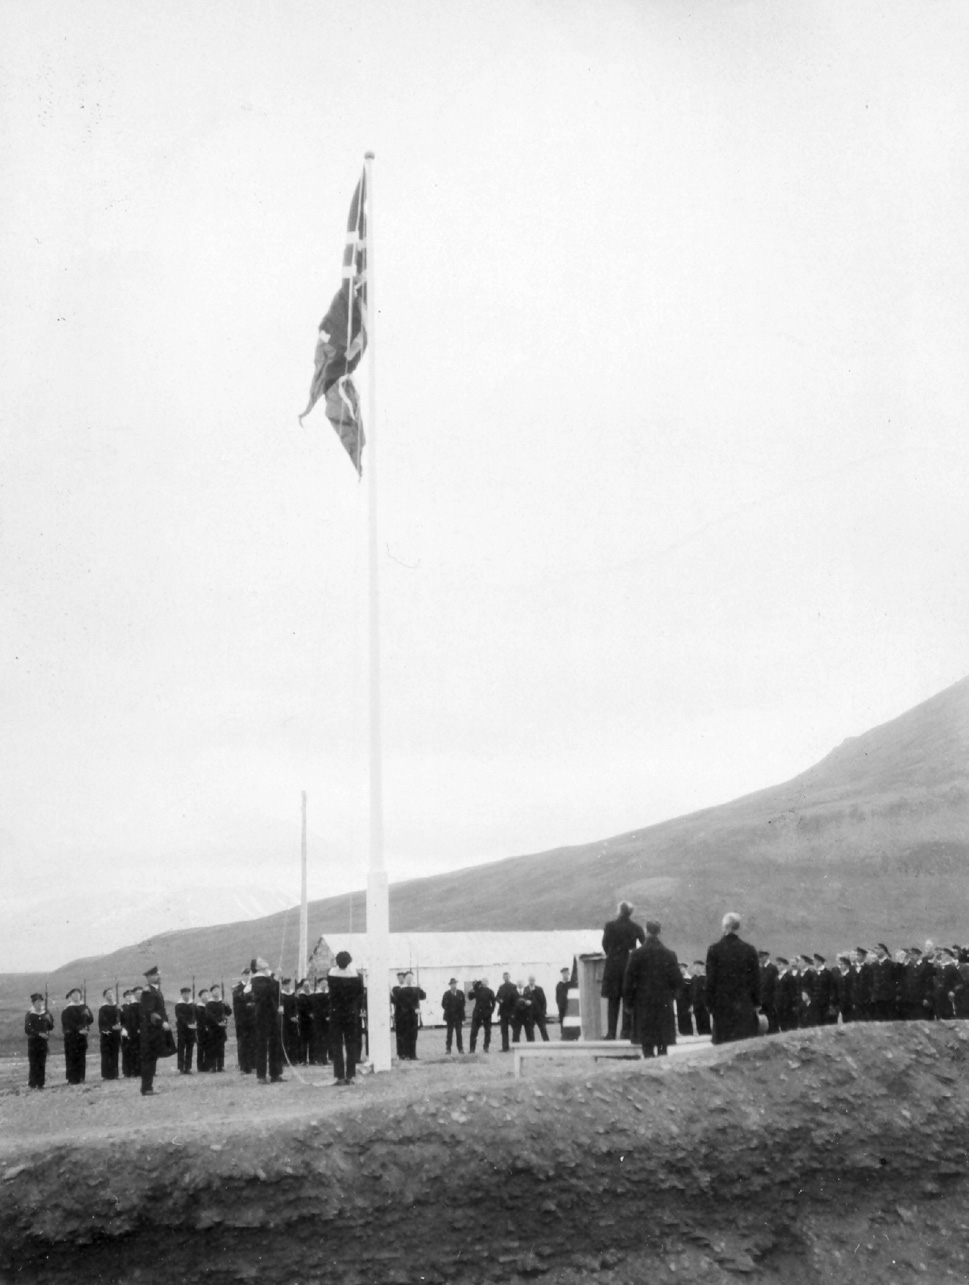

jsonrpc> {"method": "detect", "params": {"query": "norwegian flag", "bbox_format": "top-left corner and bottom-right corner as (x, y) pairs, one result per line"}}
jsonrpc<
(299, 170), (368, 473)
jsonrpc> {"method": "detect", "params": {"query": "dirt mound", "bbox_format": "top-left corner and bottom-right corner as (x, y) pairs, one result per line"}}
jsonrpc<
(2, 1024), (969, 1283)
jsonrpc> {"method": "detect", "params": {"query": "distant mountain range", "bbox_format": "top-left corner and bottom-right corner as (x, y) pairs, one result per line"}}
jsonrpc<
(32, 676), (969, 992)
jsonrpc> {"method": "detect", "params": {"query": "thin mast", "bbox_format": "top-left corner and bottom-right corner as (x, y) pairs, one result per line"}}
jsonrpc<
(364, 149), (392, 1073)
(298, 790), (308, 982)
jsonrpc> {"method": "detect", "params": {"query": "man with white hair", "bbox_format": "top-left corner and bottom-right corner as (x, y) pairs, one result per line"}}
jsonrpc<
(705, 912), (761, 1045)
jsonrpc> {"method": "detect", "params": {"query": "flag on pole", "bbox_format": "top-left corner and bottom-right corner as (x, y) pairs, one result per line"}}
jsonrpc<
(299, 170), (368, 473)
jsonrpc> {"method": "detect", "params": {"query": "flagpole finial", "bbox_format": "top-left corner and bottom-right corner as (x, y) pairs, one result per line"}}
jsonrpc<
(365, 150), (375, 160)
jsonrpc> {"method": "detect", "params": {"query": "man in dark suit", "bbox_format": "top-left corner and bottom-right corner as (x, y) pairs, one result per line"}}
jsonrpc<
(139, 966), (173, 1096)
(468, 978), (496, 1053)
(705, 912), (761, 1045)
(441, 978), (466, 1054)
(600, 901), (646, 1039)
(525, 976), (550, 1042)
(623, 921), (682, 1057)
(495, 973), (520, 1052)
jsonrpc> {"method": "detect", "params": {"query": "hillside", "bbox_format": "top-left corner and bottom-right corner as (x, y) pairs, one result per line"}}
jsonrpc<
(30, 675), (969, 1000)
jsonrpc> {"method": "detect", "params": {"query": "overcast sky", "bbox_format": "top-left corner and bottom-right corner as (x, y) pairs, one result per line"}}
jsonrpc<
(2, 1), (967, 970)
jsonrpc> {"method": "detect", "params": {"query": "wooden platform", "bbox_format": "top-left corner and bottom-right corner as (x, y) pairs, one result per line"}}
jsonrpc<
(512, 1034), (713, 1077)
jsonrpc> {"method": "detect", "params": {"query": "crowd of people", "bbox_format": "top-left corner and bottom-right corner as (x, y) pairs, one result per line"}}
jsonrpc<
(22, 956), (574, 1094)
(601, 900), (969, 1057)
(26, 908), (967, 1092)
(23, 952), (367, 1094)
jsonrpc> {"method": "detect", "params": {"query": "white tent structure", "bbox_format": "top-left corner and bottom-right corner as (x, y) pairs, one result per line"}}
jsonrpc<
(311, 929), (603, 1026)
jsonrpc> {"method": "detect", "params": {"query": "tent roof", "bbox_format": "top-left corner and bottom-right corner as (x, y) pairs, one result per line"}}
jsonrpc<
(315, 930), (602, 971)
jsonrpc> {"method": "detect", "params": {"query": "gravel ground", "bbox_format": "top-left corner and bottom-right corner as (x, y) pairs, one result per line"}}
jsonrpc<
(2, 1023), (969, 1284)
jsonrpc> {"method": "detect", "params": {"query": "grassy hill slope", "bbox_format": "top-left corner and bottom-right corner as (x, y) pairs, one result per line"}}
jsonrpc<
(25, 676), (969, 1011)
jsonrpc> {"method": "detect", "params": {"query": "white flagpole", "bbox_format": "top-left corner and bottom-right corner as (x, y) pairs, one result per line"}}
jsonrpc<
(298, 790), (308, 982)
(364, 150), (392, 1073)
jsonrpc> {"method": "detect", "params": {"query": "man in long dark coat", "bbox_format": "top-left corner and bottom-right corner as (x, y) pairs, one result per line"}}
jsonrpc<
(250, 958), (285, 1084)
(327, 951), (364, 1085)
(139, 966), (174, 1095)
(600, 901), (646, 1039)
(705, 912), (761, 1045)
(622, 921), (682, 1057)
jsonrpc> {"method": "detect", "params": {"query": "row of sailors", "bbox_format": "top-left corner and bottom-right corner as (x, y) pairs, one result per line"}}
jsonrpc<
(755, 944), (969, 1031)
(24, 973), (338, 1089)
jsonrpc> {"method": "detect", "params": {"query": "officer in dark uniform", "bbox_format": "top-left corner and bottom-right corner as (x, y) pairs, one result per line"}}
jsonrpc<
(25, 993), (55, 1089)
(139, 965), (174, 1096)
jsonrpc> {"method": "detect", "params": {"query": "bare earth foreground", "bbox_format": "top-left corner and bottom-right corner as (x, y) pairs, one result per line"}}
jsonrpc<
(2, 1023), (969, 1284)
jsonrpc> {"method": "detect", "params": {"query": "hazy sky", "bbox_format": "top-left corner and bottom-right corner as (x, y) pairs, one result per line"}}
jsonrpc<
(3, 1), (967, 970)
